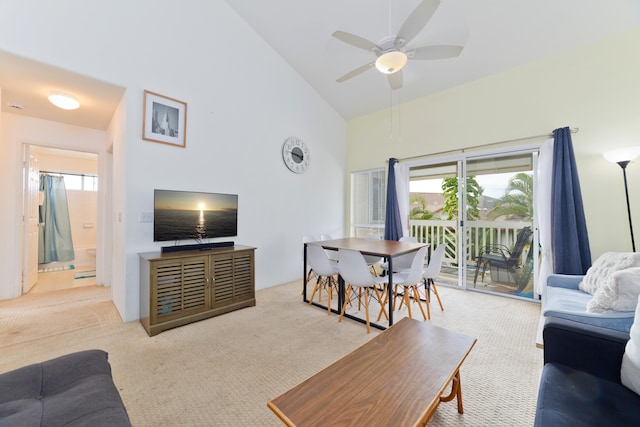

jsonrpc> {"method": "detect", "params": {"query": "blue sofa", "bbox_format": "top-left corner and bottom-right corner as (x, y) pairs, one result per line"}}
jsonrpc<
(0, 350), (131, 426)
(542, 273), (635, 333)
(535, 317), (639, 426)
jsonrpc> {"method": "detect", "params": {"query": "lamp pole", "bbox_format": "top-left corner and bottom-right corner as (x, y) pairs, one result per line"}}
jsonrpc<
(604, 147), (640, 252)
(617, 160), (635, 252)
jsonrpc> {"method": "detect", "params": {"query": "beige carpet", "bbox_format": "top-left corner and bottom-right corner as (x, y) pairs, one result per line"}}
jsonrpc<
(0, 282), (542, 426)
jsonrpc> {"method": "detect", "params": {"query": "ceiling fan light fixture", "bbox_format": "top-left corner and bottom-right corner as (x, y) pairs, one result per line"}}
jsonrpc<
(375, 51), (408, 74)
(48, 91), (80, 110)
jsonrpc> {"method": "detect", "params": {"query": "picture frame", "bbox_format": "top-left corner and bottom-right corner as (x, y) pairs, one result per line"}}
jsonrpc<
(142, 90), (187, 148)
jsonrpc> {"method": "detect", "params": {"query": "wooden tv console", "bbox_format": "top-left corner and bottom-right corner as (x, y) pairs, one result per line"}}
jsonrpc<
(139, 245), (255, 336)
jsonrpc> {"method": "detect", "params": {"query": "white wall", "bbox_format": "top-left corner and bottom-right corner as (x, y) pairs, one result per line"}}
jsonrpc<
(0, 1), (346, 321)
(346, 30), (640, 261)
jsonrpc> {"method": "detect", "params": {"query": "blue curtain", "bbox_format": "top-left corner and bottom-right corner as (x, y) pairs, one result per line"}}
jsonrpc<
(39, 174), (75, 263)
(384, 158), (402, 241)
(551, 127), (591, 274)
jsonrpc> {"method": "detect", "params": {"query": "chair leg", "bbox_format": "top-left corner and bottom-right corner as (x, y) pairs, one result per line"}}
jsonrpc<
(393, 284), (401, 311)
(411, 285), (427, 320)
(374, 285), (388, 322)
(423, 279), (431, 320)
(430, 279), (444, 311)
(403, 286), (413, 319)
(302, 269), (315, 295)
(338, 286), (352, 323)
(308, 276), (321, 305)
(473, 259), (480, 286)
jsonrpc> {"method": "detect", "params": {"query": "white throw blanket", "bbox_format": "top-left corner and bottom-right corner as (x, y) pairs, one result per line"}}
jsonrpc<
(580, 252), (640, 312)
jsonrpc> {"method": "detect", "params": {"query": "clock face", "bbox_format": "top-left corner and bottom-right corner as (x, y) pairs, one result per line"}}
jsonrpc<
(282, 137), (310, 174)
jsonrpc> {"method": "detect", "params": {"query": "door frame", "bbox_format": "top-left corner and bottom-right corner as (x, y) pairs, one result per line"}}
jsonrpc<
(20, 143), (107, 295)
(405, 144), (541, 299)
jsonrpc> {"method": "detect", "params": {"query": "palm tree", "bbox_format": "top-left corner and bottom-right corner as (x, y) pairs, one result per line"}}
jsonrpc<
(409, 194), (434, 220)
(488, 173), (533, 220)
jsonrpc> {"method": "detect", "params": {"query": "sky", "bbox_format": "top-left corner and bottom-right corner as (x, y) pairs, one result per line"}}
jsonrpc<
(410, 173), (517, 199)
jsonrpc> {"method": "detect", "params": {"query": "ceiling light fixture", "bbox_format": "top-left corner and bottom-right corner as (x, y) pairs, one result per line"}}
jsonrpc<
(48, 91), (80, 110)
(375, 51), (407, 74)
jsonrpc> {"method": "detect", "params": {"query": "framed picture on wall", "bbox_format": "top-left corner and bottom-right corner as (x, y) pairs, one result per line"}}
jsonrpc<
(142, 90), (187, 148)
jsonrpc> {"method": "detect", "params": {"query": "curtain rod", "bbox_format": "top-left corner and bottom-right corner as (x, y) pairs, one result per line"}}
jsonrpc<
(40, 171), (97, 178)
(392, 127), (579, 163)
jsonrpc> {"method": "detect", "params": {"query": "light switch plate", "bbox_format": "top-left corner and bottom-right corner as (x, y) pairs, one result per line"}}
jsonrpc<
(140, 212), (153, 223)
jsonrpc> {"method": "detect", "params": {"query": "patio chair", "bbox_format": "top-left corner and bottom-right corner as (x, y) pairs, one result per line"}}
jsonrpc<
(473, 226), (533, 290)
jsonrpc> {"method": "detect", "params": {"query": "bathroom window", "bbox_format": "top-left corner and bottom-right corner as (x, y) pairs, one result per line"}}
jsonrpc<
(60, 174), (98, 192)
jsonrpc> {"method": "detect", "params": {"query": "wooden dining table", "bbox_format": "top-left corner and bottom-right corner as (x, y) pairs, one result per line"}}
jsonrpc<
(303, 237), (428, 329)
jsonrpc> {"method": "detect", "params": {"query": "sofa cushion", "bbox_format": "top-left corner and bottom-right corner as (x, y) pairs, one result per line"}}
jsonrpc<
(587, 267), (640, 312)
(622, 295), (640, 395)
(535, 363), (640, 426)
(542, 285), (634, 333)
(579, 252), (640, 295)
(0, 350), (131, 427)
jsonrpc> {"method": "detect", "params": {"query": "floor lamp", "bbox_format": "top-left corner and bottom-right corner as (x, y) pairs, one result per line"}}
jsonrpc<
(604, 147), (640, 252)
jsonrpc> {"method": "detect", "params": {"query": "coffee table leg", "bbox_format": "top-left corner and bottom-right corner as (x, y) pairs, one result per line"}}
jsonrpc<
(439, 371), (464, 414)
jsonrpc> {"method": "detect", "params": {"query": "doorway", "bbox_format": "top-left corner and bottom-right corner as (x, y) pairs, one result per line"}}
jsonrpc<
(22, 145), (100, 295)
(408, 150), (538, 300)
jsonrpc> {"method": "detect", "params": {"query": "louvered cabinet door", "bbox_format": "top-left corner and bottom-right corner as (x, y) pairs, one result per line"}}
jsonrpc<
(210, 249), (255, 308)
(140, 245), (255, 336)
(151, 256), (209, 323)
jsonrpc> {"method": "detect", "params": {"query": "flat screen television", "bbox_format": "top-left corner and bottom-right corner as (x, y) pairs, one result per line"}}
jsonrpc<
(154, 189), (238, 242)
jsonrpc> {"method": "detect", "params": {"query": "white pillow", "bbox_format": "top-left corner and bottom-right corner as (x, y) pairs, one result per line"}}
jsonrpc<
(579, 252), (640, 295)
(621, 295), (640, 395)
(587, 268), (640, 313)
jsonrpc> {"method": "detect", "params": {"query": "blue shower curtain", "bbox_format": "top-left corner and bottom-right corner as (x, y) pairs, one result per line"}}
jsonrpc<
(39, 174), (75, 263)
(551, 127), (591, 274)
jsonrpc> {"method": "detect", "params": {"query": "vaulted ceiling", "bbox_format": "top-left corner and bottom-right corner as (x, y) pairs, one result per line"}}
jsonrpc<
(226, 0), (640, 119)
(1, 0), (639, 130)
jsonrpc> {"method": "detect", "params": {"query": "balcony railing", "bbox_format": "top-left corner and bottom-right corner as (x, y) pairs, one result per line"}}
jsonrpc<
(410, 219), (533, 266)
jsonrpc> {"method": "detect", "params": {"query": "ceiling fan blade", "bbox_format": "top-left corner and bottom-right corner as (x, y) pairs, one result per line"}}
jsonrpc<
(388, 71), (403, 91)
(409, 45), (463, 60)
(332, 30), (381, 52)
(395, 0), (440, 47)
(336, 62), (375, 83)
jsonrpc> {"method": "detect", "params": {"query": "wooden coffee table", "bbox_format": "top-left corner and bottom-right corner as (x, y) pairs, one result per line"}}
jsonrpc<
(268, 318), (477, 426)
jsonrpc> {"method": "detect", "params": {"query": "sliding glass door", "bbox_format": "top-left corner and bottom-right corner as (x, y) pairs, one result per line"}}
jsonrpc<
(408, 150), (538, 300)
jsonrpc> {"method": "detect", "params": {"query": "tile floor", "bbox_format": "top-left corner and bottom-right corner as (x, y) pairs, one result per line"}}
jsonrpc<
(29, 265), (96, 294)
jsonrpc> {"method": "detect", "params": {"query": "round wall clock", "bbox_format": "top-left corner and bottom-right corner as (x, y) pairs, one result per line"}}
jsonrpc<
(282, 136), (310, 174)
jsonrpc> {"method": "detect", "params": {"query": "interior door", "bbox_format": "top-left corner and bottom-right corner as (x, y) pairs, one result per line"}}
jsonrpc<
(23, 146), (40, 293)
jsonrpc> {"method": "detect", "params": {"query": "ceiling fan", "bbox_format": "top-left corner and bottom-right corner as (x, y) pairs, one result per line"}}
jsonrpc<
(332, 0), (464, 90)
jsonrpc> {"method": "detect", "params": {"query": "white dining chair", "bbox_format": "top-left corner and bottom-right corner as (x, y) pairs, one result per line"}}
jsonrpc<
(388, 246), (429, 321)
(306, 244), (339, 315)
(337, 248), (389, 333)
(319, 234), (339, 262)
(380, 236), (418, 274)
(363, 234), (383, 275)
(420, 244), (446, 319)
